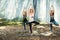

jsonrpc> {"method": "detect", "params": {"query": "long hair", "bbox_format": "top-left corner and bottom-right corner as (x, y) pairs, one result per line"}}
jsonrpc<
(23, 10), (27, 16)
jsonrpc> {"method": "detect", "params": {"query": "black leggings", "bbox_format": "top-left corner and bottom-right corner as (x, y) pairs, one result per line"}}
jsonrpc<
(28, 21), (39, 33)
(23, 19), (39, 33)
(23, 18), (28, 30)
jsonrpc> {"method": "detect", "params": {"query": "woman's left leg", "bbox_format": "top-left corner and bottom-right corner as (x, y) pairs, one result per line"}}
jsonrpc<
(29, 23), (32, 33)
(53, 20), (59, 26)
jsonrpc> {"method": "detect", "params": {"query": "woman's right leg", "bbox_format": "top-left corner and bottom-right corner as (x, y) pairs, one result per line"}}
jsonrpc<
(31, 21), (39, 26)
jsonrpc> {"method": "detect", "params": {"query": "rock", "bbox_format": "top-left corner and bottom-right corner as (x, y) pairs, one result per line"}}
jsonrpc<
(33, 31), (38, 34)
(40, 32), (53, 36)
(36, 26), (45, 29)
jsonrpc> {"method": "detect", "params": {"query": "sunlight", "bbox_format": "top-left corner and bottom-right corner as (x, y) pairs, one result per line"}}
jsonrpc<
(40, 0), (46, 21)
(0, 27), (6, 29)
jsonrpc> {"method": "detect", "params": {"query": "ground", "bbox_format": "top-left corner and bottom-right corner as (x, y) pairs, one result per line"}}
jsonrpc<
(0, 24), (60, 40)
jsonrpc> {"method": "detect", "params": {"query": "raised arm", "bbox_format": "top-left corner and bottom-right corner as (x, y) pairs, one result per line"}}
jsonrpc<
(50, 5), (54, 16)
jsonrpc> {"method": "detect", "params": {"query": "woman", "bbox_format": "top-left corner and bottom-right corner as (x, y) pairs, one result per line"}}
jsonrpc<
(28, 4), (39, 33)
(23, 9), (28, 30)
(50, 5), (59, 32)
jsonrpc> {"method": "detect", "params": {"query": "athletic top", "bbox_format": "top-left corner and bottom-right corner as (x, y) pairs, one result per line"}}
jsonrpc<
(28, 14), (34, 22)
(28, 5), (34, 22)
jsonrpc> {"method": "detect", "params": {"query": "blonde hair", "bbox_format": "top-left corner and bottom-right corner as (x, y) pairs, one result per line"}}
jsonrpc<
(23, 10), (27, 16)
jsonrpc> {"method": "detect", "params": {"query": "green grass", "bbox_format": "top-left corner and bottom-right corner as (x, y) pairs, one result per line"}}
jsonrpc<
(0, 18), (23, 26)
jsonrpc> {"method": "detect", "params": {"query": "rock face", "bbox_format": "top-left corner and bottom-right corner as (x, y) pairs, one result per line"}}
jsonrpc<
(0, 25), (60, 40)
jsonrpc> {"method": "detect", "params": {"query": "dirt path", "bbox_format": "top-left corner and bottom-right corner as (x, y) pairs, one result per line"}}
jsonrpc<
(0, 25), (60, 40)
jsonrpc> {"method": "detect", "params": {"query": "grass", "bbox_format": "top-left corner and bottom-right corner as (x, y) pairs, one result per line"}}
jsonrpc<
(0, 19), (23, 26)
